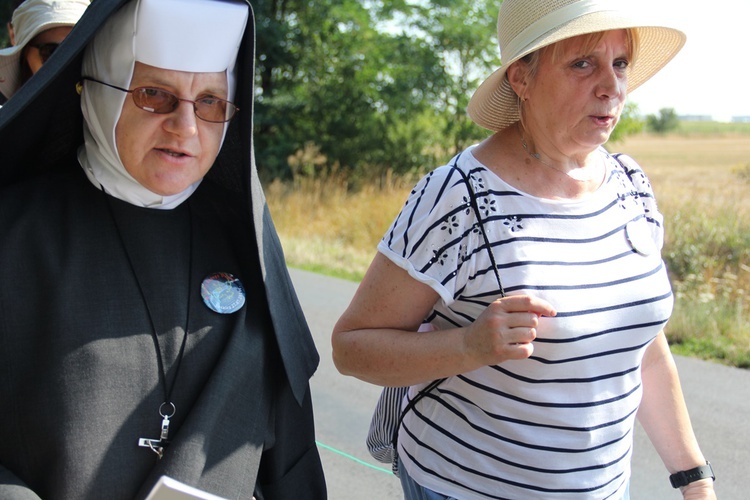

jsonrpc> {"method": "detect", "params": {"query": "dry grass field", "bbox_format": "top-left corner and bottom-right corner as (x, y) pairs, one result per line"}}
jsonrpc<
(616, 134), (749, 217)
(266, 131), (750, 367)
(265, 173), (410, 281)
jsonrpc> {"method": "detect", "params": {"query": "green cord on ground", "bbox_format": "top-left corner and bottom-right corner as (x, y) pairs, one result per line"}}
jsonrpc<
(315, 441), (393, 475)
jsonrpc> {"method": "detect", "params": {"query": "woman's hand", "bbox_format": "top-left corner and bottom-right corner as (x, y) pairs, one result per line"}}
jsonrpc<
(463, 294), (556, 366)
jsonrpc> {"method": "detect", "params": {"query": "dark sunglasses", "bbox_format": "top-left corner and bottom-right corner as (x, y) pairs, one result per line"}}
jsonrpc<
(80, 76), (239, 123)
(29, 42), (59, 63)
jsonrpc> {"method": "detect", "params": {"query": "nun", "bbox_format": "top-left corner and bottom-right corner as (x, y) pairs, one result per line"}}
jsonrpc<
(0, 0), (326, 498)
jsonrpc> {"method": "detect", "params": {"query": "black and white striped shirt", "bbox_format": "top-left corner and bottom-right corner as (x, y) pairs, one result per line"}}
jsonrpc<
(380, 147), (673, 499)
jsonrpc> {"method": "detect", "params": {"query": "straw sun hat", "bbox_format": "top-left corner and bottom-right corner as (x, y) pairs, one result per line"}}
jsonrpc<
(467, 0), (686, 132)
(0, 0), (90, 99)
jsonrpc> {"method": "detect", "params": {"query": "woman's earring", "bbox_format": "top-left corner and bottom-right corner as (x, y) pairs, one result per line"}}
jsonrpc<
(517, 96), (526, 121)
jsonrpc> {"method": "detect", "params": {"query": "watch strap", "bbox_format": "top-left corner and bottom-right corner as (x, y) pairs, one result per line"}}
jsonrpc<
(669, 461), (715, 488)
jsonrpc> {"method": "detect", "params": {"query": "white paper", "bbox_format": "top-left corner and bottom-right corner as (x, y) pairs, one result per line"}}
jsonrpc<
(145, 476), (229, 500)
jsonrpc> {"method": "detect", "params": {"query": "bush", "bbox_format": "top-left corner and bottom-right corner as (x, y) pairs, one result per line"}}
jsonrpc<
(646, 108), (680, 134)
(663, 205), (750, 367)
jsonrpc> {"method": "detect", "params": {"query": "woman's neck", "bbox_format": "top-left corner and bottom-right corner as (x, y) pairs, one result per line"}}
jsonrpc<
(516, 122), (603, 183)
(471, 125), (606, 200)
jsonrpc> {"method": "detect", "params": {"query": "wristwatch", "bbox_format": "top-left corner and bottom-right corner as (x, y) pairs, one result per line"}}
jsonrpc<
(669, 461), (715, 488)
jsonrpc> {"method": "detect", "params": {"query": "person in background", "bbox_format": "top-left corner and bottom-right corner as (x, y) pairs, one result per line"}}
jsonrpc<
(0, 0), (326, 498)
(332, 0), (716, 498)
(0, 0), (89, 104)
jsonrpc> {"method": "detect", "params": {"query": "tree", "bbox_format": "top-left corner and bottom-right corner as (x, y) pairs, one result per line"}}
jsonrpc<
(398, 0), (500, 153)
(646, 107), (680, 134)
(252, 0), (439, 179)
(608, 101), (644, 143)
(252, 0), (502, 180)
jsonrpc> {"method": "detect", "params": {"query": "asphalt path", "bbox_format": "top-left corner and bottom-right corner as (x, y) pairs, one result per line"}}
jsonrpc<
(291, 268), (746, 499)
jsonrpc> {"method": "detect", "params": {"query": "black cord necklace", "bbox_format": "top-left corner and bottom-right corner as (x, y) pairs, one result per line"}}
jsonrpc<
(103, 192), (193, 460)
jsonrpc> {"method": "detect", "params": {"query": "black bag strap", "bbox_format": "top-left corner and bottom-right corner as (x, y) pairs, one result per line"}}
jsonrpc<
(392, 152), (506, 454)
(452, 160), (506, 298)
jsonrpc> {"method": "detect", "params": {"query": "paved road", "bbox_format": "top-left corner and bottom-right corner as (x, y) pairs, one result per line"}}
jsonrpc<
(291, 268), (746, 499)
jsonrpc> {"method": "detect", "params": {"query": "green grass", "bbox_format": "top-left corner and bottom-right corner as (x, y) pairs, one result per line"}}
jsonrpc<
(662, 206), (750, 368)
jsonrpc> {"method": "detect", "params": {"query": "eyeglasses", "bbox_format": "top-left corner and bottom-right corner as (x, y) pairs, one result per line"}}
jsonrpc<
(29, 42), (59, 63)
(80, 77), (239, 123)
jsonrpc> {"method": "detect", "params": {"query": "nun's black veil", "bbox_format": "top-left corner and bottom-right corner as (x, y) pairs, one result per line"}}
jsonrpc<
(0, 0), (318, 405)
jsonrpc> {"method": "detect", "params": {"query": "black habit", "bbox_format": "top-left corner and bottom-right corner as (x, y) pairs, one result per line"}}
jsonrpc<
(0, 1), (326, 499)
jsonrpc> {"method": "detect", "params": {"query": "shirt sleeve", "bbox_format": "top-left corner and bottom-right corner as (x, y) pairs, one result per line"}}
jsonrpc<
(377, 158), (484, 306)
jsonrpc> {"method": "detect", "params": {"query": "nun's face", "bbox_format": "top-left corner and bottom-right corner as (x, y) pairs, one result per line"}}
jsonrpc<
(115, 62), (226, 196)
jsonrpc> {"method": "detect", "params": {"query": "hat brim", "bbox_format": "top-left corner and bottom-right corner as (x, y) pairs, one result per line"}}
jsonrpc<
(467, 11), (687, 132)
(0, 46), (24, 99)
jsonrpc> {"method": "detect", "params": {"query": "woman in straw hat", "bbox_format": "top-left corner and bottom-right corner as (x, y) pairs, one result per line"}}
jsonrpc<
(0, 0), (90, 103)
(333, 0), (715, 498)
(0, 0), (325, 498)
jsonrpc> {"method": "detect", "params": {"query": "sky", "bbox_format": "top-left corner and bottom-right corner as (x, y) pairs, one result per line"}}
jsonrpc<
(629, 0), (750, 121)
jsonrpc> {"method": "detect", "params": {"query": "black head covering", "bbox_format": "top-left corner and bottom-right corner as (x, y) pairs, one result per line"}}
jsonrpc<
(0, 0), (318, 405)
